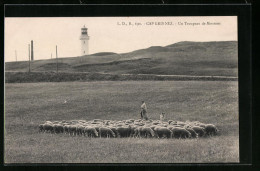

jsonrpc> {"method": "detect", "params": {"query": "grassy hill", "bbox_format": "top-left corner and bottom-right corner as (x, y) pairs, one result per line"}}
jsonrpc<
(5, 41), (238, 77)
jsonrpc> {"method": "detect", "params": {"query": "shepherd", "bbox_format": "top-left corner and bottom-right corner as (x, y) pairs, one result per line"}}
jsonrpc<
(140, 101), (148, 120)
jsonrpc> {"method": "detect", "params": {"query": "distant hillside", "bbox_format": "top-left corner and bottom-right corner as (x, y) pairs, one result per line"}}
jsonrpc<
(5, 41), (238, 77)
(91, 52), (117, 56)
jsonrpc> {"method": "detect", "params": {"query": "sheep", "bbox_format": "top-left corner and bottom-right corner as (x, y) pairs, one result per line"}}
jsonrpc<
(149, 125), (157, 131)
(43, 123), (54, 133)
(192, 121), (206, 128)
(71, 121), (80, 126)
(76, 125), (85, 136)
(108, 126), (120, 137)
(53, 124), (64, 134)
(176, 121), (186, 127)
(152, 122), (160, 125)
(44, 121), (53, 125)
(63, 125), (70, 134)
(171, 123), (185, 128)
(144, 123), (152, 127)
(191, 126), (206, 137)
(103, 120), (110, 126)
(116, 126), (131, 137)
(68, 125), (77, 136)
(171, 127), (191, 139)
(154, 127), (172, 138)
(53, 121), (60, 124)
(185, 127), (198, 138)
(93, 126), (101, 134)
(162, 124), (169, 127)
(135, 123), (145, 126)
(192, 121), (203, 125)
(128, 125), (138, 137)
(61, 120), (67, 124)
(166, 125), (175, 130)
(39, 119), (218, 139)
(99, 127), (116, 138)
(91, 122), (101, 125)
(198, 124), (206, 128)
(133, 126), (145, 138)
(184, 124), (193, 129)
(84, 126), (99, 137)
(140, 127), (155, 138)
(170, 122), (178, 126)
(125, 120), (133, 124)
(204, 124), (218, 136)
(157, 124), (168, 128)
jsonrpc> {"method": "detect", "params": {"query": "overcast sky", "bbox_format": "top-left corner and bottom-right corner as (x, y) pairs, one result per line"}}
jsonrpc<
(5, 16), (237, 62)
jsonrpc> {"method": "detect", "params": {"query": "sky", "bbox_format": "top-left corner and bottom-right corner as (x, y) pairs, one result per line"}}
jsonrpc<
(5, 16), (237, 62)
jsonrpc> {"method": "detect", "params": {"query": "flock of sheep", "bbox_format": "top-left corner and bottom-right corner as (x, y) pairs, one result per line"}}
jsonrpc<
(38, 119), (219, 139)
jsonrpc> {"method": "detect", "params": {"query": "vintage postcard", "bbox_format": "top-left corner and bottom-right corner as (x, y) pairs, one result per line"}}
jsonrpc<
(4, 16), (239, 163)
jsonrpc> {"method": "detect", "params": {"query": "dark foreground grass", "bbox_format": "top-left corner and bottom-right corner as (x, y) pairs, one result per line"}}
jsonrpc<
(4, 81), (239, 163)
(5, 72), (238, 83)
(5, 133), (238, 163)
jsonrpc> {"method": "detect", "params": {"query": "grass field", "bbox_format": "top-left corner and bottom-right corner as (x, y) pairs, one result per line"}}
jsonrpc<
(4, 81), (239, 163)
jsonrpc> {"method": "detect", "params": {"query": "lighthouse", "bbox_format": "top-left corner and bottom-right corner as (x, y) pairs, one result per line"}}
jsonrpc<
(80, 25), (90, 56)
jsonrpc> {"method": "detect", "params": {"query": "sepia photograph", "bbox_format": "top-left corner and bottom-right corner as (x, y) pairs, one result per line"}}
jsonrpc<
(4, 16), (239, 163)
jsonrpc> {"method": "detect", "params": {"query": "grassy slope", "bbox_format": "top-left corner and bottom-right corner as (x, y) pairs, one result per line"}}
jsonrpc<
(5, 41), (238, 76)
(4, 81), (239, 163)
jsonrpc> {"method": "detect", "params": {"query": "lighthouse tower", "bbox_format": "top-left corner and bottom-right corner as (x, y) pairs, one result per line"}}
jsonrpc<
(80, 25), (90, 56)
